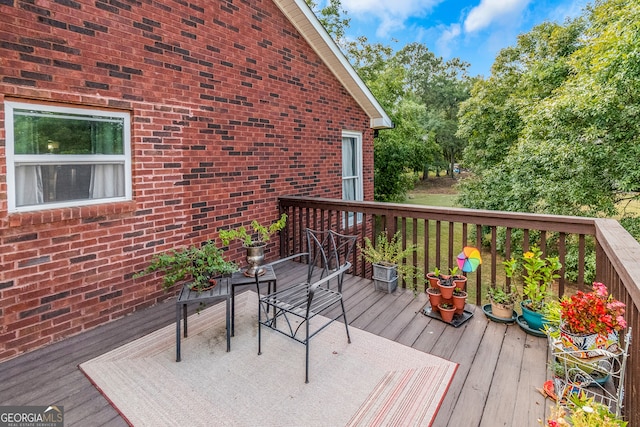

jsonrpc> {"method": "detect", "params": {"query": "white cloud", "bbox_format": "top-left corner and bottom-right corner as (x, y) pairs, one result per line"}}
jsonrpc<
(463, 0), (531, 33)
(435, 23), (461, 58)
(548, 0), (590, 22)
(342, 0), (443, 37)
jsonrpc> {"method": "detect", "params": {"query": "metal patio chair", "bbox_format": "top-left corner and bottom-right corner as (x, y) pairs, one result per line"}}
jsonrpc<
(256, 228), (357, 383)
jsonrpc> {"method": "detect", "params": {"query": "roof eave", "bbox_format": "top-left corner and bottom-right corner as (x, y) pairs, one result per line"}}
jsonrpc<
(272, 0), (393, 130)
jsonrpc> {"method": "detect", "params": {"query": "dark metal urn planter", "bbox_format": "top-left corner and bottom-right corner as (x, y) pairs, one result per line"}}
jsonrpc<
(244, 242), (266, 277)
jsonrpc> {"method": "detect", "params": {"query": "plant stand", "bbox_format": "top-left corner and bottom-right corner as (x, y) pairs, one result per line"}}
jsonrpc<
(546, 328), (631, 417)
(422, 300), (473, 328)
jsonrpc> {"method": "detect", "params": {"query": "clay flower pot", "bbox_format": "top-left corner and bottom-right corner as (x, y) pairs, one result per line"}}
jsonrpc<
(426, 287), (442, 312)
(438, 278), (455, 300)
(452, 289), (467, 315)
(426, 273), (440, 289)
(452, 275), (467, 292)
(438, 303), (456, 323)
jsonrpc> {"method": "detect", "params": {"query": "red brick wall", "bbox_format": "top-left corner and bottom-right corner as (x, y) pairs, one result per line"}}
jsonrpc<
(0, 0), (374, 361)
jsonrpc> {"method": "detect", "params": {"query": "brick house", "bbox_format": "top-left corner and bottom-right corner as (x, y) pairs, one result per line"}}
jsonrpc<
(0, 0), (391, 361)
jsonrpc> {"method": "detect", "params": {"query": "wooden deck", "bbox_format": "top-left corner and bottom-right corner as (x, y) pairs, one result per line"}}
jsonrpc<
(0, 261), (552, 426)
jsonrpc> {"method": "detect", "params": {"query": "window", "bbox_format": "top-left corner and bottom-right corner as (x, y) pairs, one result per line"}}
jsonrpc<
(5, 101), (132, 212)
(342, 131), (363, 226)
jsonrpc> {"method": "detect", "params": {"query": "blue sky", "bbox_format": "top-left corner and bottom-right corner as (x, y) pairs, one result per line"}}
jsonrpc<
(337, 0), (591, 77)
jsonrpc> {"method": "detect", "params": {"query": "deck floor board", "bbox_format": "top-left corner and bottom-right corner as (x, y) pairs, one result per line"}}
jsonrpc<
(0, 261), (552, 426)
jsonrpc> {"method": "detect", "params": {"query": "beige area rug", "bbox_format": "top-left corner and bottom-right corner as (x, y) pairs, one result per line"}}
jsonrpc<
(80, 291), (457, 427)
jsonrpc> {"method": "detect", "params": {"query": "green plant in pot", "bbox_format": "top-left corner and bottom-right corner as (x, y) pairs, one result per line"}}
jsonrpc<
(505, 245), (562, 332)
(449, 266), (467, 290)
(426, 266), (446, 288)
(487, 283), (518, 320)
(134, 240), (239, 292)
(359, 230), (423, 293)
(218, 213), (287, 277)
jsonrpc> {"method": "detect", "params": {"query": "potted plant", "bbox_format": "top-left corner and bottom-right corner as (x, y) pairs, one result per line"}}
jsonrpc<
(218, 213), (287, 277)
(437, 275), (455, 299)
(359, 230), (422, 293)
(505, 245), (562, 332)
(426, 266), (444, 288)
(546, 395), (628, 427)
(557, 282), (626, 358)
(487, 284), (517, 320)
(449, 266), (467, 291)
(438, 302), (456, 323)
(134, 240), (239, 292)
(452, 287), (467, 314)
(426, 286), (441, 312)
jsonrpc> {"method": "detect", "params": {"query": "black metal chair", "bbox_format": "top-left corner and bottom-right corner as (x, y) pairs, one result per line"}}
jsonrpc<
(255, 228), (357, 382)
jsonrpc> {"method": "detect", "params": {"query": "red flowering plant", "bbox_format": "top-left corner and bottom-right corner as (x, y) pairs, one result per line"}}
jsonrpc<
(560, 282), (626, 336)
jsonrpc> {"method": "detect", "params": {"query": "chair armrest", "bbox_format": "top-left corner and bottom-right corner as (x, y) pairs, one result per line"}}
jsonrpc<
(308, 262), (351, 294)
(267, 252), (309, 267)
(254, 252), (310, 281)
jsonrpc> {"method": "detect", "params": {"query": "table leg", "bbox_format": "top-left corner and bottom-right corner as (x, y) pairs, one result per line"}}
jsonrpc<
(176, 303), (181, 362)
(226, 296), (231, 352)
(183, 303), (188, 337)
(231, 284), (236, 337)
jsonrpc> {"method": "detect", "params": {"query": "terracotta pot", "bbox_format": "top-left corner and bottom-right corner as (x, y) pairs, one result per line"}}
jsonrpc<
(452, 275), (467, 291)
(438, 304), (456, 323)
(438, 279), (455, 300)
(426, 273), (440, 289)
(426, 287), (441, 312)
(452, 291), (467, 315)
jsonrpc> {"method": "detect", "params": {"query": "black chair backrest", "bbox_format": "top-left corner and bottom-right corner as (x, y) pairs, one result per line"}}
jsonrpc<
(305, 229), (357, 291)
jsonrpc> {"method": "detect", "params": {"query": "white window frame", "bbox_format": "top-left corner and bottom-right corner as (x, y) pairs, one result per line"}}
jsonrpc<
(342, 130), (363, 227)
(5, 101), (132, 213)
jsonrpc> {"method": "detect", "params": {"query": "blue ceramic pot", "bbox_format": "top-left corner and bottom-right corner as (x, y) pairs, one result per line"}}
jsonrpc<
(520, 301), (549, 331)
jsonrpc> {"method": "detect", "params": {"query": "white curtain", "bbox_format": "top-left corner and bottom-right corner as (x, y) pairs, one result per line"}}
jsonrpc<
(89, 121), (124, 198)
(342, 137), (356, 200)
(15, 165), (43, 206)
(89, 165), (124, 198)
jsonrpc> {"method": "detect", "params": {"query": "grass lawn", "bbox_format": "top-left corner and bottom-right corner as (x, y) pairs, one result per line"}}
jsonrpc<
(400, 178), (504, 303)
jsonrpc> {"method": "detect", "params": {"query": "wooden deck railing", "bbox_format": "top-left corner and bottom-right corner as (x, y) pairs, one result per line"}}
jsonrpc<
(278, 196), (640, 422)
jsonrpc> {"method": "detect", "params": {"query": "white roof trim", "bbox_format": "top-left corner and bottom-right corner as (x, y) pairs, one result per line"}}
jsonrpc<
(272, 0), (393, 129)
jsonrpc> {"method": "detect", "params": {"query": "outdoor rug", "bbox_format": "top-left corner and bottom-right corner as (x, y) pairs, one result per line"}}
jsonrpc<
(80, 291), (457, 427)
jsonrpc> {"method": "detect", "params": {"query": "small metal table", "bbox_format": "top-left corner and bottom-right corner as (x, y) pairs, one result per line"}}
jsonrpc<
(230, 265), (277, 336)
(175, 279), (231, 362)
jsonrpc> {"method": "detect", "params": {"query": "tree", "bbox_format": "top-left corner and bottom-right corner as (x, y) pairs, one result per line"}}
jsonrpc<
(305, 0), (350, 44)
(397, 44), (471, 179)
(457, 18), (586, 213)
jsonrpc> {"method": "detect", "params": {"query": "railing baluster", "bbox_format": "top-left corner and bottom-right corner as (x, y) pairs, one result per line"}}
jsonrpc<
(558, 232), (566, 296)
(435, 221), (442, 270)
(277, 196), (640, 421)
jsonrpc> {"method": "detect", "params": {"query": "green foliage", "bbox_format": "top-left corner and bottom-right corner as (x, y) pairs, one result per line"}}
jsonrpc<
(458, 0), (640, 241)
(304, 0), (350, 44)
(360, 230), (416, 265)
(505, 246), (562, 311)
(487, 284), (518, 305)
(218, 214), (287, 247)
(547, 395), (628, 427)
(134, 241), (238, 292)
(359, 230), (424, 287)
